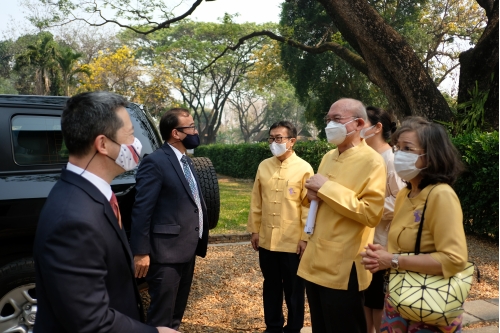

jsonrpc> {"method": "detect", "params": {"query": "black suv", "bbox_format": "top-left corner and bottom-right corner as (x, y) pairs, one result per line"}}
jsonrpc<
(0, 95), (220, 333)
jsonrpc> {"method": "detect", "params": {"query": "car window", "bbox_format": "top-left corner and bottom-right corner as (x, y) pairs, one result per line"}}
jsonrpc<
(11, 115), (68, 166)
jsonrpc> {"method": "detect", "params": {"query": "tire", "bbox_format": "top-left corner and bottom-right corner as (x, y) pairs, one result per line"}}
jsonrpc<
(191, 157), (220, 230)
(0, 258), (37, 333)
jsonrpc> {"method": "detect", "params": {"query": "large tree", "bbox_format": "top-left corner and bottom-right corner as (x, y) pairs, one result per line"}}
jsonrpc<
(457, 0), (498, 130)
(14, 32), (59, 95)
(131, 19), (275, 144)
(32, 0), (498, 127)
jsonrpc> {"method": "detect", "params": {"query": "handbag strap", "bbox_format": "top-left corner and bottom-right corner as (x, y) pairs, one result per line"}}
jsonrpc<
(413, 185), (482, 283)
(414, 185), (438, 255)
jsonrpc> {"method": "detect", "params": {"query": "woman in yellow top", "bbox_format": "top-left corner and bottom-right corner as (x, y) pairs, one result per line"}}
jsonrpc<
(247, 121), (314, 333)
(361, 117), (468, 333)
(361, 107), (405, 333)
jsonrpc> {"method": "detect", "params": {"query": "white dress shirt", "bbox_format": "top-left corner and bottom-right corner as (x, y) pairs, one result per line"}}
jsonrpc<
(66, 162), (113, 201)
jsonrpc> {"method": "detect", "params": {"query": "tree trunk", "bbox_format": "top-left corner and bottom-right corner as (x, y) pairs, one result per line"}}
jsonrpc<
(458, 0), (498, 130)
(317, 0), (453, 121)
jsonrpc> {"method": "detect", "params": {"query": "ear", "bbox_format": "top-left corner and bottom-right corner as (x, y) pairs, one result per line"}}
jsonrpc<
(171, 129), (182, 140)
(355, 118), (365, 130)
(374, 122), (383, 133)
(289, 137), (297, 147)
(94, 135), (110, 155)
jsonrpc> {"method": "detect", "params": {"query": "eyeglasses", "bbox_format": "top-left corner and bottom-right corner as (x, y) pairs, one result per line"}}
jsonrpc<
(392, 146), (425, 153)
(324, 115), (356, 124)
(175, 126), (197, 132)
(267, 136), (291, 144)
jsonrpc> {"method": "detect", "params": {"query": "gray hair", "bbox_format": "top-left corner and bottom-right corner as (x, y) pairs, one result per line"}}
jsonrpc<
(337, 98), (367, 121)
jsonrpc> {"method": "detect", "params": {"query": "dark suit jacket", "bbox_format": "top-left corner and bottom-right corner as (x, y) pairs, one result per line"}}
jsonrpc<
(33, 169), (156, 333)
(130, 143), (209, 263)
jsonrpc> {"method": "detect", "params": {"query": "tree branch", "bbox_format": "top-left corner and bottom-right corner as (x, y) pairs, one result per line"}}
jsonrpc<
(57, 0), (204, 35)
(200, 30), (368, 75)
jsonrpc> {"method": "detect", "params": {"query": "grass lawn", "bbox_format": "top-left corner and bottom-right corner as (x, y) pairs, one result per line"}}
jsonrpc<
(212, 175), (253, 234)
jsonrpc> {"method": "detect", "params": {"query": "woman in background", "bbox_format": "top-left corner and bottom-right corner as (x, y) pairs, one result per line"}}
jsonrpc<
(361, 106), (405, 333)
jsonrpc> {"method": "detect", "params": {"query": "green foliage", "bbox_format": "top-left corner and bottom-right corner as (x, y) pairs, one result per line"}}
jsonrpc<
(438, 76), (495, 135)
(456, 77), (493, 133)
(0, 77), (18, 94)
(197, 132), (499, 240)
(452, 131), (499, 241)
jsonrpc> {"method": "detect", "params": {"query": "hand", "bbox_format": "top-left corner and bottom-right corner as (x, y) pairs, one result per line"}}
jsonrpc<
(134, 254), (150, 278)
(157, 327), (180, 333)
(306, 188), (321, 202)
(296, 240), (307, 259)
(305, 174), (329, 192)
(250, 233), (259, 251)
(360, 243), (392, 273)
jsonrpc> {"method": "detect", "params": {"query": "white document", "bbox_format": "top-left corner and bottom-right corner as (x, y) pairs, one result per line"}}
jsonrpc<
(304, 199), (319, 235)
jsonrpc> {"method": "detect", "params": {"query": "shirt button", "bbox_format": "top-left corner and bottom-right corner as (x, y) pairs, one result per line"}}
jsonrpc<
(195, 227), (199, 231)
(273, 213), (276, 216)
(194, 208), (199, 213)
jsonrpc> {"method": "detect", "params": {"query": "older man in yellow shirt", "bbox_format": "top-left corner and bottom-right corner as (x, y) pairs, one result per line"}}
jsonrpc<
(298, 99), (386, 333)
(248, 121), (314, 333)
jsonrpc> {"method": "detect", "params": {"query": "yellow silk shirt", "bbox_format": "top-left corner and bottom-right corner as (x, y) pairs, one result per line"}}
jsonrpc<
(387, 184), (468, 278)
(247, 152), (314, 253)
(297, 140), (386, 291)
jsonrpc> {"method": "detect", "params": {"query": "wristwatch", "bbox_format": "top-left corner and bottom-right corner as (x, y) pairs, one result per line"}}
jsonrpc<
(391, 254), (400, 269)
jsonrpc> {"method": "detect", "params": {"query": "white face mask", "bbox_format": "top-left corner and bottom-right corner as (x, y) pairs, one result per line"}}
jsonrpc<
(270, 141), (288, 157)
(394, 150), (426, 181)
(113, 137), (142, 171)
(325, 118), (358, 145)
(360, 125), (376, 140)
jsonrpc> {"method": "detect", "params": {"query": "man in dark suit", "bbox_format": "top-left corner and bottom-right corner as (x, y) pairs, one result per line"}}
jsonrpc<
(33, 92), (177, 333)
(131, 108), (209, 330)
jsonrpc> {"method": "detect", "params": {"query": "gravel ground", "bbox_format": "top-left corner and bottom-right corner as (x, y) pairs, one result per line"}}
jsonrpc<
(141, 235), (498, 332)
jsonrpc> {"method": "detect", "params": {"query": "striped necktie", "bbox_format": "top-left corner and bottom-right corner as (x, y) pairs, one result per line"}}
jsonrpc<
(181, 156), (203, 238)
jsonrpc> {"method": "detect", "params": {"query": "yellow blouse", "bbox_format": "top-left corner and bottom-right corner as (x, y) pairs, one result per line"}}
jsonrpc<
(247, 152), (314, 253)
(297, 140), (387, 290)
(387, 184), (468, 278)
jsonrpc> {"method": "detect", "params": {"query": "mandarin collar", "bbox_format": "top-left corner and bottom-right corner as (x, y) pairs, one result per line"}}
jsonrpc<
(273, 151), (297, 166)
(332, 139), (368, 160)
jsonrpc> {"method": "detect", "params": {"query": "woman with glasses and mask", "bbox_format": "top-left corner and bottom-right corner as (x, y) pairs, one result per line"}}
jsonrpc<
(360, 107), (405, 333)
(361, 117), (468, 333)
(247, 121), (314, 333)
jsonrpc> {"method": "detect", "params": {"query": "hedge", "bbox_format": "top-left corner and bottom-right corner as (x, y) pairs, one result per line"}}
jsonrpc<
(452, 131), (499, 241)
(195, 132), (499, 240)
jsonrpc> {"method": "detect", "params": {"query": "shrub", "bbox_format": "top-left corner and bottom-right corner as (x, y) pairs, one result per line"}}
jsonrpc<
(452, 131), (499, 241)
(194, 141), (333, 179)
(196, 133), (499, 240)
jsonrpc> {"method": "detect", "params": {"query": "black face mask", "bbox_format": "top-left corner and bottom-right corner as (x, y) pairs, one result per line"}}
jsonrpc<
(181, 133), (200, 149)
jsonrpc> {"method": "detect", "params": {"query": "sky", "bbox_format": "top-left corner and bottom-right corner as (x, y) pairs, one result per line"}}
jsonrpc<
(0, 0), (283, 34)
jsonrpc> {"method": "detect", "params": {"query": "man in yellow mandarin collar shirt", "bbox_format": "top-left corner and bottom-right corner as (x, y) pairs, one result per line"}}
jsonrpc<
(247, 121), (314, 333)
(298, 99), (386, 333)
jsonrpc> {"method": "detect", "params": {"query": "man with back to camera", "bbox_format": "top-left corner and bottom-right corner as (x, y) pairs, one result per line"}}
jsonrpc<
(248, 121), (314, 333)
(297, 98), (386, 333)
(130, 108), (209, 330)
(33, 91), (177, 333)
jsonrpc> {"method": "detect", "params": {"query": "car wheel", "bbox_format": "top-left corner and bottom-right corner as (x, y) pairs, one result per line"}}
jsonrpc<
(191, 157), (220, 230)
(0, 259), (37, 333)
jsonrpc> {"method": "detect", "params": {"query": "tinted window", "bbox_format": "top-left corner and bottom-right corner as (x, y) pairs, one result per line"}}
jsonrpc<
(11, 115), (68, 165)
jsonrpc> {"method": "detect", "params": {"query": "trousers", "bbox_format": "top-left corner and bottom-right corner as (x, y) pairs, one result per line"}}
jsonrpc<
(305, 263), (366, 333)
(259, 247), (305, 333)
(145, 256), (196, 330)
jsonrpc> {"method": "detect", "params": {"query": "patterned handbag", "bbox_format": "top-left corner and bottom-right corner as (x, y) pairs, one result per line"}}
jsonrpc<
(387, 186), (478, 327)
